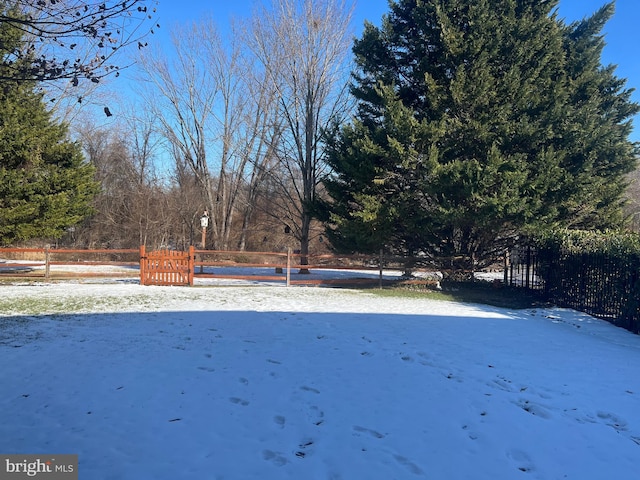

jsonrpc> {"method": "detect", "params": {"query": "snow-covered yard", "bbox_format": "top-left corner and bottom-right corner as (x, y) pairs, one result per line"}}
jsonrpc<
(1, 282), (639, 479)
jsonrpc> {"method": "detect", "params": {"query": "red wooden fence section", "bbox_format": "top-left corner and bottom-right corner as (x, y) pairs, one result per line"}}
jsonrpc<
(1, 246), (405, 286)
(139, 246), (195, 286)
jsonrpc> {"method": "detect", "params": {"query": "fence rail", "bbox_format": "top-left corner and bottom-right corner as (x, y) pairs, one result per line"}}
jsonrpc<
(0, 246), (139, 280)
(0, 246), (418, 287)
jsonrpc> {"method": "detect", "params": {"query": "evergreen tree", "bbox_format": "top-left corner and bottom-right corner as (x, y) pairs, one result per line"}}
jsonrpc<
(556, 4), (639, 228)
(322, 0), (639, 271)
(0, 18), (98, 246)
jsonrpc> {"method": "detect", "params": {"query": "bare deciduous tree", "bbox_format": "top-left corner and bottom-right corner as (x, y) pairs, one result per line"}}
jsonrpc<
(138, 17), (282, 250)
(137, 21), (219, 245)
(74, 115), (166, 248)
(248, 0), (354, 269)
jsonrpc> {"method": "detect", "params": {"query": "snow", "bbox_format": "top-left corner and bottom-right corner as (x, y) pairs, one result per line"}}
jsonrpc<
(1, 280), (640, 479)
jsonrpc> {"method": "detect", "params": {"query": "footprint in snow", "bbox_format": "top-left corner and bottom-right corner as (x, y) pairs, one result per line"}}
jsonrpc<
(491, 376), (515, 392)
(570, 410), (638, 445)
(307, 405), (324, 426)
(506, 448), (535, 473)
(300, 385), (320, 394)
(262, 449), (287, 466)
(514, 398), (552, 419)
(294, 438), (314, 458)
(597, 411), (628, 432)
(416, 351), (436, 367)
(273, 415), (286, 428)
(462, 424), (479, 441)
(229, 397), (249, 406)
(353, 425), (385, 439)
(392, 453), (425, 476)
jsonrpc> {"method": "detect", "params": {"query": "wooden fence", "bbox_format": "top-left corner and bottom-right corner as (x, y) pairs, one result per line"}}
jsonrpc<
(139, 246), (195, 286)
(0, 246), (407, 287)
(0, 246), (139, 280)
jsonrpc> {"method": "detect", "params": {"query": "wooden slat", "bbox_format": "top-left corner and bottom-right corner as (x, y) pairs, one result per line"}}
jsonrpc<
(139, 246), (194, 286)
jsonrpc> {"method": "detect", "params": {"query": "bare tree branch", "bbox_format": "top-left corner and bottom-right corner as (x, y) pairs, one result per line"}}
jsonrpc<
(0, 0), (158, 84)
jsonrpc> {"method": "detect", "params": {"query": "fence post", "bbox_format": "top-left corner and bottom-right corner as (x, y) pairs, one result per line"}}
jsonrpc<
(188, 245), (195, 286)
(525, 245), (531, 290)
(286, 247), (291, 287)
(379, 248), (384, 289)
(44, 244), (50, 280)
(139, 245), (146, 285)
(503, 249), (509, 286)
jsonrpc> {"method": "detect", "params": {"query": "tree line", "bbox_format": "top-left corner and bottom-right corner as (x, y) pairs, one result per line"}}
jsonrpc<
(1, 0), (638, 276)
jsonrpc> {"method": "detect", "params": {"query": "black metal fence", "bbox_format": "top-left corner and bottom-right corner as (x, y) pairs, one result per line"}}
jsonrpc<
(506, 246), (544, 290)
(507, 245), (640, 333)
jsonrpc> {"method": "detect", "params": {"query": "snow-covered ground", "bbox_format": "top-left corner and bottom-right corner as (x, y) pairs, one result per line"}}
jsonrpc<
(1, 281), (639, 479)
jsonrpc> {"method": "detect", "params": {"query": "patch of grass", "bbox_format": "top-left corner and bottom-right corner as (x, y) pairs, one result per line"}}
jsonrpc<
(0, 292), (160, 316)
(0, 296), (93, 316)
(366, 281), (546, 309)
(0, 297), (51, 316)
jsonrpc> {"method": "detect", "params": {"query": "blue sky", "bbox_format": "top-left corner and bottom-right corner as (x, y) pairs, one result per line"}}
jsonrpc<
(149, 0), (640, 141)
